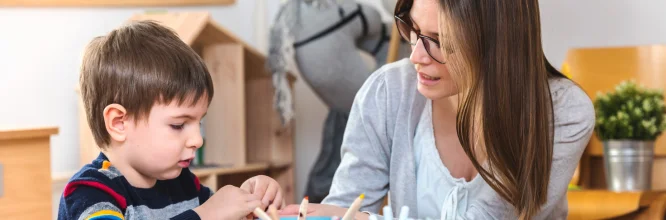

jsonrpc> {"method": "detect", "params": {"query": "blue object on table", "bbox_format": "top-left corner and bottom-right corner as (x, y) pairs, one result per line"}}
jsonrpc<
(256, 217), (333, 220)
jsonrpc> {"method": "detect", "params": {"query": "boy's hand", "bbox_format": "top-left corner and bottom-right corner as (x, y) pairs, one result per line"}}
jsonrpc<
(194, 185), (262, 220)
(241, 175), (284, 210)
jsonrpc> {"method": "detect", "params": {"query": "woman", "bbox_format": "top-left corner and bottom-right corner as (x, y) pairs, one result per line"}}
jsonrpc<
(281, 0), (594, 219)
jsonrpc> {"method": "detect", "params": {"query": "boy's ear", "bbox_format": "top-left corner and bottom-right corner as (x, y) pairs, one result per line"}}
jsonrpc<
(103, 104), (128, 142)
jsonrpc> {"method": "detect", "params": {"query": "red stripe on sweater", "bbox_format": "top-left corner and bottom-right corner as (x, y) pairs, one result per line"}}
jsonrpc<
(193, 175), (201, 191)
(63, 181), (128, 210)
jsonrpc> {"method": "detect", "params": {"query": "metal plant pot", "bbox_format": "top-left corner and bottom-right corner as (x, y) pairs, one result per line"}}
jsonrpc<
(603, 140), (655, 191)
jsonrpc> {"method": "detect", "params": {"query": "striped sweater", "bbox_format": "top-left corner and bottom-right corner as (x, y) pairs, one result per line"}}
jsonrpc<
(58, 153), (212, 220)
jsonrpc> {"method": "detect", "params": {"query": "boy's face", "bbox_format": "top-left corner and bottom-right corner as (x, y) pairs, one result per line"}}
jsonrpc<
(122, 97), (208, 181)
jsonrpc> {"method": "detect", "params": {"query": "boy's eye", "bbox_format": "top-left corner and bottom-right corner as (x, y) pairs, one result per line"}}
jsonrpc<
(170, 124), (185, 130)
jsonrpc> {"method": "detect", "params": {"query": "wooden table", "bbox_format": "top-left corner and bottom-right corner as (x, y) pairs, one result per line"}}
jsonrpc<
(568, 190), (666, 219)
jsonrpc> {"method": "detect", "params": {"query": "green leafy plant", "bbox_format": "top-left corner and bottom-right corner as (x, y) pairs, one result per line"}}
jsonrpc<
(594, 80), (666, 141)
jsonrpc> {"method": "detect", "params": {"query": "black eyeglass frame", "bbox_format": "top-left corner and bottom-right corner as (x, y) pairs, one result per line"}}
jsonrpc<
(394, 10), (448, 64)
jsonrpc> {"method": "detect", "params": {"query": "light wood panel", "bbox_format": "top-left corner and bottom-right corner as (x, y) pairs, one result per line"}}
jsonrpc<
(245, 77), (275, 164)
(568, 190), (642, 219)
(0, 0), (235, 7)
(245, 77), (294, 166)
(0, 127), (58, 219)
(568, 190), (666, 219)
(386, 24), (401, 63)
(202, 43), (246, 167)
(0, 127), (58, 141)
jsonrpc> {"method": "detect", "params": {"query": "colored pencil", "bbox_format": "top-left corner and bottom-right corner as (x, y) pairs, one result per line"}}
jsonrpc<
(298, 196), (309, 220)
(342, 194), (365, 220)
(253, 207), (272, 220)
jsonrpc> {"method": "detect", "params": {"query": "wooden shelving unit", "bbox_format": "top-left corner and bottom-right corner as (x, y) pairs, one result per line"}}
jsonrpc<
(77, 11), (297, 204)
(0, 127), (59, 219)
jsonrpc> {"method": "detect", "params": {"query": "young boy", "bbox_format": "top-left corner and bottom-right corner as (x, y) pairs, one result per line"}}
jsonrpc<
(59, 21), (284, 220)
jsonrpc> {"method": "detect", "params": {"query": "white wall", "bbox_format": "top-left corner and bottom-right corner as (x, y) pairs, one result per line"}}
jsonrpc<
(540, 0), (666, 68)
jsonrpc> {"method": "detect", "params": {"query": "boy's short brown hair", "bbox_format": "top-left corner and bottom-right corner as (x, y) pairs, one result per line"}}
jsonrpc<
(80, 20), (214, 149)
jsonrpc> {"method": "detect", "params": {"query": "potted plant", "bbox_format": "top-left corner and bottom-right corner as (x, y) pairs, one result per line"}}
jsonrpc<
(594, 80), (666, 191)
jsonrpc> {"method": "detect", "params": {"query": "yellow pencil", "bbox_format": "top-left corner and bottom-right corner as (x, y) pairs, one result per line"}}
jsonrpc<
(253, 207), (273, 220)
(298, 196), (309, 220)
(342, 194), (365, 220)
(268, 205), (280, 220)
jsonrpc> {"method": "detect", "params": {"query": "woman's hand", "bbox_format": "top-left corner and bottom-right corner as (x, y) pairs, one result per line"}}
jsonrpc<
(278, 203), (369, 220)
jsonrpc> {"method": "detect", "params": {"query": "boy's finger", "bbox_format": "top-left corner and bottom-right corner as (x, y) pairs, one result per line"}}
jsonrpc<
(252, 181), (269, 202)
(262, 183), (279, 208)
(247, 200), (263, 213)
(240, 178), (255, 193)
(246, 193), (262, 202)
(273, 190), (284, 209)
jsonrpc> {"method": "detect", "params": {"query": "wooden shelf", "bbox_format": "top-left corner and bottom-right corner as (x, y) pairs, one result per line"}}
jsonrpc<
(269, 161), (293, 170)
(191, 163), (269, 178)
(0, 127), (58, 141)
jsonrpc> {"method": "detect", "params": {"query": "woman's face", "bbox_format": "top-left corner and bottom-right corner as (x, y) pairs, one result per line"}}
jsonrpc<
(409, 0), (458, 100)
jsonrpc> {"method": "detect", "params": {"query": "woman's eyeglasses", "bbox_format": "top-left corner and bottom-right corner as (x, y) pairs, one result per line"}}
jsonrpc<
(394, 11), (450, 64)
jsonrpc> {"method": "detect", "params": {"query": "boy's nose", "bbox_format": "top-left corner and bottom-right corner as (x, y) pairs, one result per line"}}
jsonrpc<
(187, 131), (204, 149)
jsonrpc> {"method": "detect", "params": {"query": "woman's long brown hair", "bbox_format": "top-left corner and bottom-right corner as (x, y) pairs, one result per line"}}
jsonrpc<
(395, 0), (566, 218)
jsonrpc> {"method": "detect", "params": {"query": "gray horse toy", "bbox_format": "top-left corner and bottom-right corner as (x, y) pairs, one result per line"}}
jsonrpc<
(268, 0), (410, 202)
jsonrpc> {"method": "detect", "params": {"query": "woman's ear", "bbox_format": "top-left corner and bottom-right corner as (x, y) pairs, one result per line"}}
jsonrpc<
(103, 104), (128, 143)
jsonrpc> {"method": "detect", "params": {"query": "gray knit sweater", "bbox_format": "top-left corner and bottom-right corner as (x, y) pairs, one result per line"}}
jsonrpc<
(322, 58), (595, 219)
